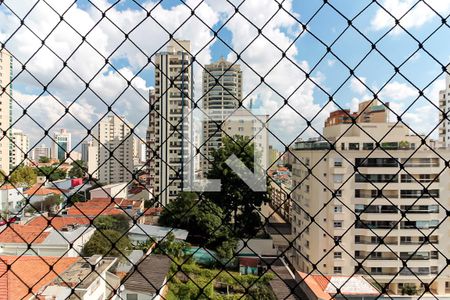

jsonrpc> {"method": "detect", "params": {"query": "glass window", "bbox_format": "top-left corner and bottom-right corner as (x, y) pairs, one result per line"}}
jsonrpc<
(333, 174), (343, 183)
(349, 143), (359, 150)
(334, 205), (343, 213)
(334, 157), (343, 167)
(363, 143), (374, 150)
(334, 252), (342, 259)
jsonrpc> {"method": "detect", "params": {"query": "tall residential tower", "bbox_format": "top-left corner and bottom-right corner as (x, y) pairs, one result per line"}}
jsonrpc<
(149, 39), (193, 205)
(201, 58), (242, 174)
(0, 50), (12, 174)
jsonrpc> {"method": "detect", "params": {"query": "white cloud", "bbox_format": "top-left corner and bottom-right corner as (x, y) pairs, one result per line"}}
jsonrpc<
(371, 0), (450, 34)
(350, 77), (367, 95)
(378, 81), (418, 100)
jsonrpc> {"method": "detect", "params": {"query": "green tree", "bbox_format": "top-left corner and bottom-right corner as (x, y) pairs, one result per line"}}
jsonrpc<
(82, 229), (131, 258)
(35, 166), (67, 181)
(39, 156), (50, 163)
(68, 160), (87, 178)
(153, 232), (190, 260)
(159, 192), (236, 259)
(9, 165), (37, 187)
(204, 136), (270, 237)
(93, 214), (131, 234)
(31, 194), (62, 213)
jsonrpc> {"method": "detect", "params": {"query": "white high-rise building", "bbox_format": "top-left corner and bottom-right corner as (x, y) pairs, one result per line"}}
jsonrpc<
(201, 58), (242, 174)
(81, 140), (98, 179)
(439, 66), (450, 147)
(52, 129), (72, 161)
(10, 129), (29, 167)
(93, 115), (133, 185)
(0, 50), (12, 174)
(149, 40), (193, 205)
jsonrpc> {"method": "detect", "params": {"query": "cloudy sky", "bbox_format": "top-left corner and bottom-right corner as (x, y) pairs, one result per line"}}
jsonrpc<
(0, 0), (449, 152)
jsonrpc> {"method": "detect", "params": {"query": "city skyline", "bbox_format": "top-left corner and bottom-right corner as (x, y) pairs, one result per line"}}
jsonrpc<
(0, 0), (449, 153)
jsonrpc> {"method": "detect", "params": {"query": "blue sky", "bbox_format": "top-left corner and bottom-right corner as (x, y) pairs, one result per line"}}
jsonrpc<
(1, 0), (449, 151)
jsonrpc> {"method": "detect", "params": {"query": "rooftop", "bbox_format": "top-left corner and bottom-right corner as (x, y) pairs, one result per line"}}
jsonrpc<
(0, 255), (79, 299)
(50, 255), (117, 289)
(128, 224), (189, 241)
(121, 254), (171, 294)
(25, 183), (63, 196)
(297, 272), (380, 299)
(27, 215), (91, 230)
(0, 224), (51, 244)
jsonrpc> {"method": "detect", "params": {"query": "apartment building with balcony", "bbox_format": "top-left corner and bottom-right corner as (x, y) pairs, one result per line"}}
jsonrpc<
(201, 58), (242, 174)
(291, 100), (450, 296)
(0, 50), (12, 175)
(149, 40), (193, 205)
(439, 66), (450, 148)
(92, 115), (134, 185)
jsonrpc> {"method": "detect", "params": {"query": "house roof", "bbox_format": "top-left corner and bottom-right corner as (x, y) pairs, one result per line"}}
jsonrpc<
(0, 256), (79, 299)
(122, 254), (171, 294)
(297, 272), (380, 299)
(0, 224), (51, 244)
(25, 184), (63, 196)
(27, 216), (91, 230)
(128, 224), (189, 241)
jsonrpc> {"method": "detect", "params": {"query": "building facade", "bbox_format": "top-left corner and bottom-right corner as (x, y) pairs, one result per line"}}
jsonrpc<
(201, 58), (242, 174)
(290, 100), (450, 295)
(10, 129), (29, 167)
(32, 144), (50, 161)
(52, 129), (72, 161)
(149, 40), (193, 205)
(93, 115), (134, 185)
(0, 50), (12, 175)
(439, 66), (450, 147)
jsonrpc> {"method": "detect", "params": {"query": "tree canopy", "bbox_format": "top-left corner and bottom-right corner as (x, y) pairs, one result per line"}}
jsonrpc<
(204, 136), (270, 237)
(35, 166), (67, 181)
(39, 156), (50, 163)
(82, 229), (131, 258)
(9, 165), (37, 187)
(68, 160), (87, 178)
(158, 192), (236, 259)
(93, 214), (131, 234)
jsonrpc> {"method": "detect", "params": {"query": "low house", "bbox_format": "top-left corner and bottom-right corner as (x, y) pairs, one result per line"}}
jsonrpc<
(24, 183), (66, 204)
(65, 197), (141, 219)
(0, 255), (79, 299)
(137, 207), (163, 225)
(38, 255), (121, 299)
(0, 185), (25, 213)
(0, 224), (95, 257)
(296, 272), (380, 300)
(90, 182), (129, 199)
(117, 254), (171, 300)
(27, 215), (91, 230)
(127, 224), (188, 245)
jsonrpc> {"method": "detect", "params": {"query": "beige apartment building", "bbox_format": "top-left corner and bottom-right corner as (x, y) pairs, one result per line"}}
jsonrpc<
(221, 109), (269, 170)
(0, 50), (12, 174)
(10, 129), (29, 167)
(291, 100), (450, 295)
(93, 115), (133, 185)
(149, 40), (193, 205)
(201, 58), (242, 174)
(439, 66), (450, 148)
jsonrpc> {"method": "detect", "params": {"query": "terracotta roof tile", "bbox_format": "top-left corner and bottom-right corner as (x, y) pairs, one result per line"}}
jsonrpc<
(27, 216), (90, 230)
(25, 184), (63, 196)
(0, 225), (50, 244)
(0, 256), (79, 299)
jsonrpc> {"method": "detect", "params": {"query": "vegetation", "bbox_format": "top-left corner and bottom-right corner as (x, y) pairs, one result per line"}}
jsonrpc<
(68, 160), (87, 178)
(204, 136), (270, 237)
(82, 229), (131, 258)
(39, 156), (50, 163)
(28, 194), (62, 213)
(167, 260), (275, 300)
(401, 284), (418, 296)
(158, 192), (237, 259)
(152, 232), (190, 259)
(9, 165), (37, 187)
(93, 214), (131, 234)
(35, 166), (67, 181)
